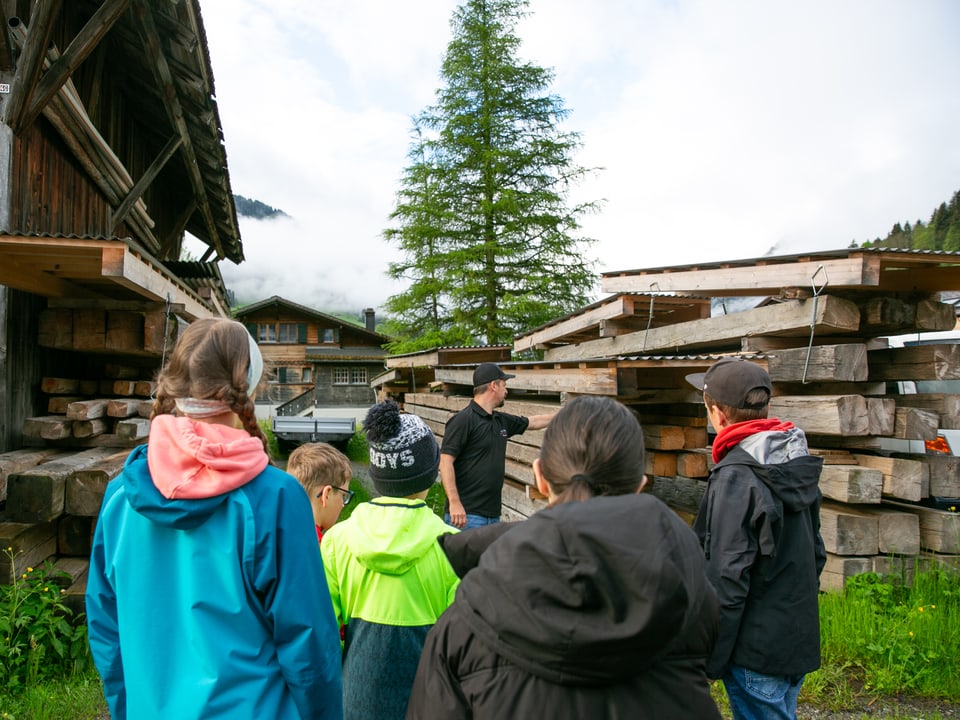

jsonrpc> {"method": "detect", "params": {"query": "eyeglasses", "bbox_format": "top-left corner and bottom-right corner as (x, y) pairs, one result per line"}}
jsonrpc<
(319, 485), (355, 505)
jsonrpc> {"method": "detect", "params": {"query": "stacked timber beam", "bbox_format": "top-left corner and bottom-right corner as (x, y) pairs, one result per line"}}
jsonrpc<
(0, 300), (182, 612)
(408, 248), (960, 591)
(373, 345), (512, 403)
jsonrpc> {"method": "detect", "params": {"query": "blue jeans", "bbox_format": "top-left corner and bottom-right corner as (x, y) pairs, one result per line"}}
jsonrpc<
(723, 665), (804, 720)
(444, 513), (500, 530)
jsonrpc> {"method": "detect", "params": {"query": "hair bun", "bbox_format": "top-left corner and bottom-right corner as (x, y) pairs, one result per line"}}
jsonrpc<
(362, 399), (402, 444)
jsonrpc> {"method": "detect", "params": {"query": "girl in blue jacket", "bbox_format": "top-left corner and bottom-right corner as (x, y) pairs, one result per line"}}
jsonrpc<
(86, 318), (342, 719)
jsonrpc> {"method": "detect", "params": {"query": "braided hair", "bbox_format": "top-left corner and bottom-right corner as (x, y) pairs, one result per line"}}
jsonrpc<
(151, 318), (270, 455)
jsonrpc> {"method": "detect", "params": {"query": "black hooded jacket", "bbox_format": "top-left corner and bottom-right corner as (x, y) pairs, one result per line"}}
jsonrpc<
(693, 427), (826, 679)
(406, 494), (721, 720)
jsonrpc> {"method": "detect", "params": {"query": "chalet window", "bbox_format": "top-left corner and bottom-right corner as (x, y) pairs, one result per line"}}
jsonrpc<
(277, 323), (298, 343)
(321, 328), (340, 343)
(333, 367), (367, 385)
(257, 323), (276, 343)
(277, 367), (310, 384)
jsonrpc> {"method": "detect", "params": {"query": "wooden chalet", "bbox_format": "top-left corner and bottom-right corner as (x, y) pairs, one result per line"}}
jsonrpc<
(234, 296), (391, 409)
(404, 247), (960, 589)
(0, 1), (245, 604)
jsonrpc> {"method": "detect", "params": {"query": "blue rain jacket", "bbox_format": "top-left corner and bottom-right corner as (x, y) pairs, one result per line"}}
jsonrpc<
(86, 417), (342, 719)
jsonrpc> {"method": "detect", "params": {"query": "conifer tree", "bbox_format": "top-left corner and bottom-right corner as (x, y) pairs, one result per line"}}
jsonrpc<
(384, 0), (599, 348)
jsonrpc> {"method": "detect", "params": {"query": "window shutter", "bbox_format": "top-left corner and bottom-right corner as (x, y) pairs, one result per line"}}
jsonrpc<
(245, 323), (257, 338)
(278, 367), (288, 383)
(298, 323), (307, 343)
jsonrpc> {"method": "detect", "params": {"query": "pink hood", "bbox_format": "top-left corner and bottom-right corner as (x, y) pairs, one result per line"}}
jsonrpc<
(147, 415), (269, 499)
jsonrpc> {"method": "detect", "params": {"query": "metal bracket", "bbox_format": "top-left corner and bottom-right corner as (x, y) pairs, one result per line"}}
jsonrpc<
(641, 283), (660, 352)
(153, 293), (173, 400)
(802, 265), (829, 384)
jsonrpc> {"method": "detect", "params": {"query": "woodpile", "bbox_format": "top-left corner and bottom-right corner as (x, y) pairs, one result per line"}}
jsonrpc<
(2, 353), (161, 614)
(407, 249), (960, 590)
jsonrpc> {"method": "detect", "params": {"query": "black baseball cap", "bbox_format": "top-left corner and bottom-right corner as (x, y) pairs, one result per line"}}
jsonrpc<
(473, 362), (516, 386)
(685, 357), (771, 410)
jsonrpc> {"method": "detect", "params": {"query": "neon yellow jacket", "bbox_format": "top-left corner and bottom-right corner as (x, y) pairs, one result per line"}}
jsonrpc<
(321, 498), (459, 720)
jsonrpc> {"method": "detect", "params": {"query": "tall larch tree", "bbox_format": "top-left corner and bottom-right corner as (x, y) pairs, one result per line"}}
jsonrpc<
(384, 0), (599, 348)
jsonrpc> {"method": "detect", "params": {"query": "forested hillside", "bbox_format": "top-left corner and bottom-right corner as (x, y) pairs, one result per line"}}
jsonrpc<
(864, 189), (960, 251)
(234, 194), (288, 219)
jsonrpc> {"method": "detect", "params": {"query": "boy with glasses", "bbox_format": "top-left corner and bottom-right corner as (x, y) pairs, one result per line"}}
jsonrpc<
(287, 442), (354, 543)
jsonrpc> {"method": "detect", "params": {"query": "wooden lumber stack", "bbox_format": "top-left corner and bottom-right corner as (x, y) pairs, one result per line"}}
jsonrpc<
(23, 372), (155, 449)
(0, 302), (175, 608)
(38, 305), (187, 358)
(467, 249), (960, 590)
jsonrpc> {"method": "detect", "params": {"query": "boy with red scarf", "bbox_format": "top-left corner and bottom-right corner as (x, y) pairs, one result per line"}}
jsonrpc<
(687, 357), (825, 720)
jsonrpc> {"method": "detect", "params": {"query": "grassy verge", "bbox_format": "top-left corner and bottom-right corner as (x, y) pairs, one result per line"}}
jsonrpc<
(0, 670), (105, 720)
(811, 567), (960, 702)
(711, 564), (960, 719)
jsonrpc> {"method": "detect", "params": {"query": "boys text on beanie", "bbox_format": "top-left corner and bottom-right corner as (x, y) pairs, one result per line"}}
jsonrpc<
(363, 400), (439, 497)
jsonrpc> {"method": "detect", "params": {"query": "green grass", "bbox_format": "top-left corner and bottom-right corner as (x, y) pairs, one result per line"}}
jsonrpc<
(425, 482), (447, 517)
(339, 477), (372, 522)
(258, 417), (280, 459)
(710, 564), (960, 719)
(0, 668), (105, 720)
(345, 428), (368, 462)
(813, 567), (960, 700)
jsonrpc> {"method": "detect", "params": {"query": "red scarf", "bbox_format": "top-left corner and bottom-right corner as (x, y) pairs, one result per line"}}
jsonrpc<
(712, 418), (794, 463)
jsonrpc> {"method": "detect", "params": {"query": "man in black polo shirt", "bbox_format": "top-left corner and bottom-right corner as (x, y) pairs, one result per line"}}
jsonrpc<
(440, 363), (555, 529)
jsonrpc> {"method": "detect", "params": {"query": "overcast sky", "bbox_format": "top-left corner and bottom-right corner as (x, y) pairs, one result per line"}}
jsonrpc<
(194, 0), (960, 316)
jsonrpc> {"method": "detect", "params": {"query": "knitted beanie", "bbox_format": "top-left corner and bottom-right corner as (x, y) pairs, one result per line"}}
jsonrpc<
(363, 400), (440, 497)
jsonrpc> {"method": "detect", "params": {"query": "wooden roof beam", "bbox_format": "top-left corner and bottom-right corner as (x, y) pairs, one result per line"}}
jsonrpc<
(0, 15), (13, 70)
(514, 296), (637, 352)
(0, 254), (91, 297)
(20, 0), (131, 133)
(3, 2), (61, 133)
(131, 0), (224, 260)
(544, 294), (862, 361)
(601, 256), (882, 296)
(112, 133), (183, 228)
(435, 366), (618, 396)
(158, 198), (197, 260)
(100, 245), (217, 320)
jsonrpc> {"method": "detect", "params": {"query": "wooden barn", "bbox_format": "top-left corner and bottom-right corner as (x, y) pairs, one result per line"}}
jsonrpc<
(234, 296), (391, 410)
(0, 1), (244, 601)
(402, 248), (960, 588)
(0, 0), (241, 451)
